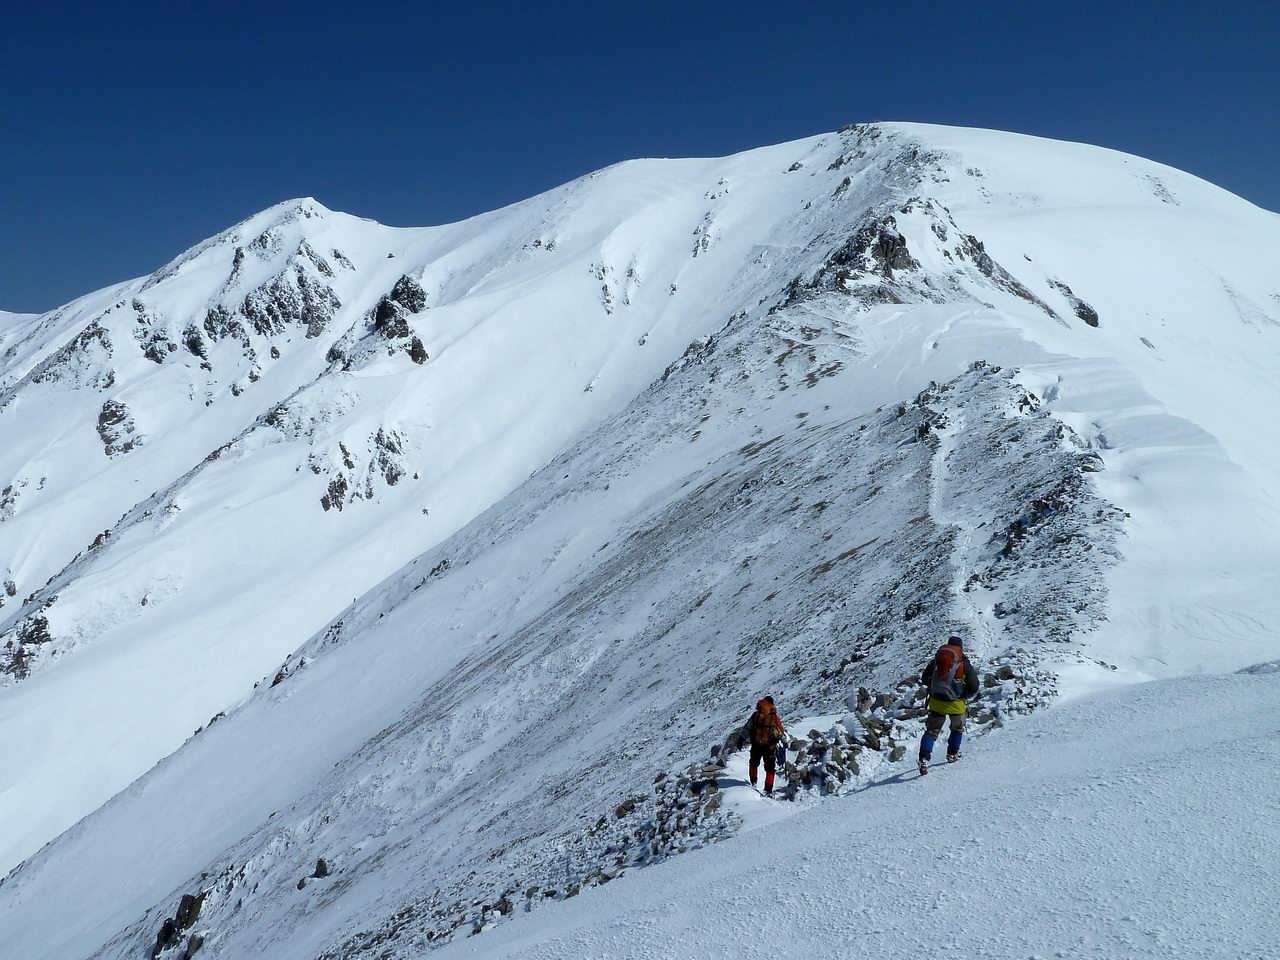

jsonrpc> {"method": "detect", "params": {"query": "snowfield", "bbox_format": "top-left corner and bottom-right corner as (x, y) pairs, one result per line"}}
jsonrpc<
(437, 670), (1280, 960)
(1, 121), (1278, 959)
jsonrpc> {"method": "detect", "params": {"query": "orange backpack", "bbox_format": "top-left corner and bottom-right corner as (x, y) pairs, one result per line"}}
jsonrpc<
(749, 701), (780, 745)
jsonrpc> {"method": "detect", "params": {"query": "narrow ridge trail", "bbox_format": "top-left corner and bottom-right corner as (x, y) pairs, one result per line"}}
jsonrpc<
(927, 408), (999, 660)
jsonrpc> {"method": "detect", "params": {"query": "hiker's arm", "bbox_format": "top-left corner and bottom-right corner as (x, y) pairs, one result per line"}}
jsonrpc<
(963, 658), (981, 698)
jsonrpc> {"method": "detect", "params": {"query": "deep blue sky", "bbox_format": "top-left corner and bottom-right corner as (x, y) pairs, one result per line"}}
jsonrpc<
(3, 1), (1276, 312)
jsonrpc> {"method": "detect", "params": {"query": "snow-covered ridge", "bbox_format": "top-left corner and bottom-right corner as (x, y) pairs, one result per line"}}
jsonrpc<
(433, 668), (1280, 960)
(1, 121), (1279, 959)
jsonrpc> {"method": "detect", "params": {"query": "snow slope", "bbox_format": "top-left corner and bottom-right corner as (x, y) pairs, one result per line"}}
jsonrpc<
(1, 122), (1279, 958)
(0, 138), (872, 871)
(437, 669), (1280, 960)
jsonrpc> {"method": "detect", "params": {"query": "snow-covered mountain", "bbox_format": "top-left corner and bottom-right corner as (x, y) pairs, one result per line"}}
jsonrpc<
(2, 122), (1278, 959)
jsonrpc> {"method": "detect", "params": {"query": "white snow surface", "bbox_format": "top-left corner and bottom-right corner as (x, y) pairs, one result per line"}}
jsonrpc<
(1, 121), (1279, 959)
(437, 670), (1280, 960)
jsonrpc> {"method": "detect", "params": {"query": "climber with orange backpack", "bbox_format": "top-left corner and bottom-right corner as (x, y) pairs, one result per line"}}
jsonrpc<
(747, 696), (787, 795)
(917, 636), (980, 776)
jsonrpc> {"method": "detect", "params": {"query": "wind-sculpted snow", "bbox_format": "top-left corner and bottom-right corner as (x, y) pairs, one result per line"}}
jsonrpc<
(2, 121), (1280, 958)
(434, 671), (1280, 960)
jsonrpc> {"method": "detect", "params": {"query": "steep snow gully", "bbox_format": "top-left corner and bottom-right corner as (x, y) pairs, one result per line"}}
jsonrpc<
(2, 121), (1279, 959)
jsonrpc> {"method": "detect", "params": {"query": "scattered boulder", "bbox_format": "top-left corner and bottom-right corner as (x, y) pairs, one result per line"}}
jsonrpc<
(97, 399), (143, 457)
(373, 298), (410, 339)
(389, 274), (428, 313)
(373, 275), (428, 343)
(175, 891), (204, 931)
(1048, 279), (1100, 327)
(151, 918), (177, 959)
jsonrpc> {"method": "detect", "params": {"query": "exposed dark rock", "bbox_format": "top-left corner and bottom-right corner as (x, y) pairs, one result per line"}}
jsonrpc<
(661, 333), (720, 382)
(0, 483), (20, 522)
(371, 429), (405, 488)
(389, 274), (428, 313)
(28, 322), (114, 388)
(956, 234), (1058, 318)
(152, 918), (176, 958)
(97, 399), (142, 457)
(837, 216), (919, 279)
(182, 325), (208, 360)
(247, 225), (283, 258)
(371, 276), (428, 347)
(299, 240), (334, 277)
(314, 857), (331, 878)
(778, 214), (922, 310)
(373, 297), (410, 339)
(242, 267), (341, 339)
(321, 475), (349, 512)
(371, 273), (430, 350)
(1048, 279), (1100, 326)
(132, 299), (176, 363)
(203, 304), (247, 345)
(175, 891), (205, 931)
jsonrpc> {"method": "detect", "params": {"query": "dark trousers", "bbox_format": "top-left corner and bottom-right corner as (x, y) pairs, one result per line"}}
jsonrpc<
(749, 742), (777, 790)
(919, 710), (965, 761)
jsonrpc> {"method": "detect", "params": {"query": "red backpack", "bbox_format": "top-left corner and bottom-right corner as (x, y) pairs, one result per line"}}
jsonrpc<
(930, 643), (967, 700)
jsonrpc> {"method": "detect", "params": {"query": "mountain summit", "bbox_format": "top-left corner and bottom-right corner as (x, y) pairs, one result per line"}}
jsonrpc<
(1, 122), (1279, 959)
